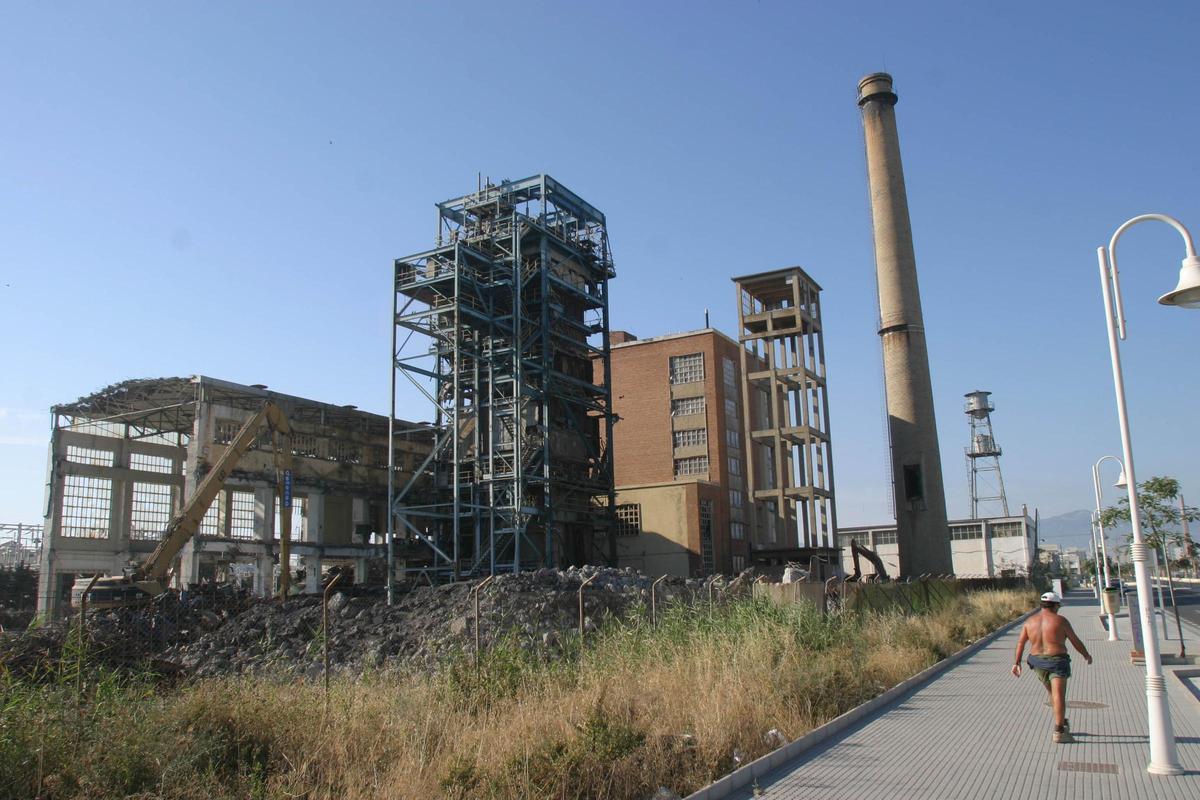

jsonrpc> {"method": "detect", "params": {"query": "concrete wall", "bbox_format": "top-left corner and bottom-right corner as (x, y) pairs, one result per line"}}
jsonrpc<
(611, 483), (695, 576)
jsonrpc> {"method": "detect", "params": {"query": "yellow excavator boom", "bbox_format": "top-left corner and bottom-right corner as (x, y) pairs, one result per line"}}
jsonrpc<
(81, 402), (293, 609)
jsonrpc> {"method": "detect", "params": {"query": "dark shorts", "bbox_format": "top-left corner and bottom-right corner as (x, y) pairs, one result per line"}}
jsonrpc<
(1028, 653), (1071, 686)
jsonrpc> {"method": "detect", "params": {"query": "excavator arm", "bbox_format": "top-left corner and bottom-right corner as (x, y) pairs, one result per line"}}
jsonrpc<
(81, 402), (293, 609)
(847, 539), (890, 582)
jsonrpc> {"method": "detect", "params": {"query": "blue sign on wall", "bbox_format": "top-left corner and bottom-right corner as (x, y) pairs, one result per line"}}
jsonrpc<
(283, 470), (293, 509)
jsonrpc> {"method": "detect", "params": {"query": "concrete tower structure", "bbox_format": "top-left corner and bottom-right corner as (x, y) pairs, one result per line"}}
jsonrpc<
(857, 73), (952, 576)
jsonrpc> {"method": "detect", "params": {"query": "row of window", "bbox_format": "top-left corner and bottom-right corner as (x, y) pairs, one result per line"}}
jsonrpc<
(842, 522), (1027, 547)
(67, 433), (423, 473)
(59, 475), (316, 542)
(66, 446), (175, 474)
(952, 522), (1025, 540)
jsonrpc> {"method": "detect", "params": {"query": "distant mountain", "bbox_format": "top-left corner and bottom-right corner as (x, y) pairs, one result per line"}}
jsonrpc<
(1035, 509), (1131, 551)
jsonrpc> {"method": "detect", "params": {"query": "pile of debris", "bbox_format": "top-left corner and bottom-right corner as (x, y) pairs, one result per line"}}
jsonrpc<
(1, 567), (749, 681)
(0, 584), (253, 680)
(0, 564), (38, 633)
(167, 566), (733, 678)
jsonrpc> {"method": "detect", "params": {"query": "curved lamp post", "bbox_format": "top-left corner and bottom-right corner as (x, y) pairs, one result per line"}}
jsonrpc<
(1096, 212), (1200, 775)
(1091, 455), (1126, 641)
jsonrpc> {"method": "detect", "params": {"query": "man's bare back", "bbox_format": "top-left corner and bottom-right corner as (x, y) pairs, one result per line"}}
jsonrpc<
(1021, 609), (1087, 657)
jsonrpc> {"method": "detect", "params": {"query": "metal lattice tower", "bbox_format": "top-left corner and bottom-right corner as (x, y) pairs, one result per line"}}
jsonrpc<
(964, 390), (1009, 518)
(389, 175), (616, 583)
(734, 267), (837, 549)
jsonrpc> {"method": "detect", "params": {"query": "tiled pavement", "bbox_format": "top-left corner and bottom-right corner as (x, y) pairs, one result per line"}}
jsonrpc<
(731, 592), (1200, 799)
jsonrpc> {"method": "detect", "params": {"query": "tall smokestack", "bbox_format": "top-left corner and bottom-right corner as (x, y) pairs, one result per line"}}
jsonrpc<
(857, 72), (952, 576)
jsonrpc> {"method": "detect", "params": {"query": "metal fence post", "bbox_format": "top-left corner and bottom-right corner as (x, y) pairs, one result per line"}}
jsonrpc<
(76, 574), (99, 709)
(322, 572), (343, 715)
(471, 575), (494, 669)
(651, 575), (668, 625)
(578, 574), (597, 640)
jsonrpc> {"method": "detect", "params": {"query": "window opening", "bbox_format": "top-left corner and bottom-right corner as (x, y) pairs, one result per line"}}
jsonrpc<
(671, 396), (705, 417)
(130, 452), (174, 474)
(674, 456), (709, 478)
(65, 446), (114, 467)
(60, 476), (112, 538)
(230, 490), (257, 540)
(673, 428), (707, 448)
(669, 353), (704, 384)
(615, 504), (641, 537)
(700, 499), (715, 575)
(130, 483), (174, 540)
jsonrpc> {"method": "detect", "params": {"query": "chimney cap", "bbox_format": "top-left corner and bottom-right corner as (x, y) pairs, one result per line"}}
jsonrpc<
(858, 72), (897, 107)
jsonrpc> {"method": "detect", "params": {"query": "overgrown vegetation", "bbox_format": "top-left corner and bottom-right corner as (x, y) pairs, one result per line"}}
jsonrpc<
(0, 588), (1032, 800)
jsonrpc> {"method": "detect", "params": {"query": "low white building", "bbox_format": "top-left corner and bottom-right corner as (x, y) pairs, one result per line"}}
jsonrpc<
(837, 514), (1037, 578)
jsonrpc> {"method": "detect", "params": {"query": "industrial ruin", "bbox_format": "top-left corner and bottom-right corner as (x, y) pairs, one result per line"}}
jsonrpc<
(35, 376), (431, 616)
(0, 75), (1037, 658)
(389, 175), (617, 581)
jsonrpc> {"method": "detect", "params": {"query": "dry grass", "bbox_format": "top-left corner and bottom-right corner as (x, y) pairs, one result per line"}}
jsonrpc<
(0, 588), (1033, 800)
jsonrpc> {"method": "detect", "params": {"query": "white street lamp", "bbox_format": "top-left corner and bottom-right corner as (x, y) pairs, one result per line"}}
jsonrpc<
(1092, 455), (1125, 641)
(1096, 212), (1196, 775)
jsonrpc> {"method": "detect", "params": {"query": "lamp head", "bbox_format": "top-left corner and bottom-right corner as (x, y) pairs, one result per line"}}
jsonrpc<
(1158, 254), (1200, 308)
(1114, 469), (1128, 489)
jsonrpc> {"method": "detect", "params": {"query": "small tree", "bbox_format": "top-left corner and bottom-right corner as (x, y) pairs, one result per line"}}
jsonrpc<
(1101, 476), (1198, 572)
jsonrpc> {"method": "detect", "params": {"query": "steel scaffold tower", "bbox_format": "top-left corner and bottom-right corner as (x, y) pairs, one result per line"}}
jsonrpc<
(388, 175), (616, 583)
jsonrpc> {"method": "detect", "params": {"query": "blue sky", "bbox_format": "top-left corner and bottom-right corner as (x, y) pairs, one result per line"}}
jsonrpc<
(2, 1), (1197, 529)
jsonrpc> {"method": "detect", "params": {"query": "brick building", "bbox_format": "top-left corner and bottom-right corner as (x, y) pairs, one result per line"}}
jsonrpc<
(596, 329), (752, 576)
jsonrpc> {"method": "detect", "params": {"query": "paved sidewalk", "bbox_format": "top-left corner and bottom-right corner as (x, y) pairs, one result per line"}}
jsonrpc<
(732, 592), (1200, 800)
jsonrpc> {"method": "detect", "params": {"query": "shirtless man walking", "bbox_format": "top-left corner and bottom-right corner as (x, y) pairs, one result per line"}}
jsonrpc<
(1011, 591), (1093, 743)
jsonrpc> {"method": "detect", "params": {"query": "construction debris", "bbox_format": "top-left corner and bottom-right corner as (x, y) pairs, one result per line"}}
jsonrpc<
(1, 567), (748, 681)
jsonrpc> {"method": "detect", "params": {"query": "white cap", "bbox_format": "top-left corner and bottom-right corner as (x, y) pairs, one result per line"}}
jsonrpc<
(1041, 591), (1062, 604)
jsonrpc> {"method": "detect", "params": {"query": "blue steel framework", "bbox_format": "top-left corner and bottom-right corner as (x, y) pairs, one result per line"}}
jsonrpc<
(388, 176), (616, 588)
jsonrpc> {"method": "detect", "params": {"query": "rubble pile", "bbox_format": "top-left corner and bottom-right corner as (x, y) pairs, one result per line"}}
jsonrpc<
(168, 566), (729, 678)
(0, 564), (38, 633)
(0, 584), (253, 680)
(1, 567), (748, 681)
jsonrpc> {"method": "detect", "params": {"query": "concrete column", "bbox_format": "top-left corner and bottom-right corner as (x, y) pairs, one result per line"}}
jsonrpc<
(982, 520), (995, 577)
(354, 557), (368, 584)
(110, 437), (131, 558)
(255, 487), (275, 597)
(306, 493), (324, 543)
(37, 428), (62, 617)
(179, 400), (212, 591)
(858, 72), (952, 576)
(253, 559), (267, 595)
(304, 492), (324, 594)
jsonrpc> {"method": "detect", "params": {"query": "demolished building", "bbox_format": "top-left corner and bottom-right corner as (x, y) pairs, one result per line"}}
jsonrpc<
(37, 376), (432, 616)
